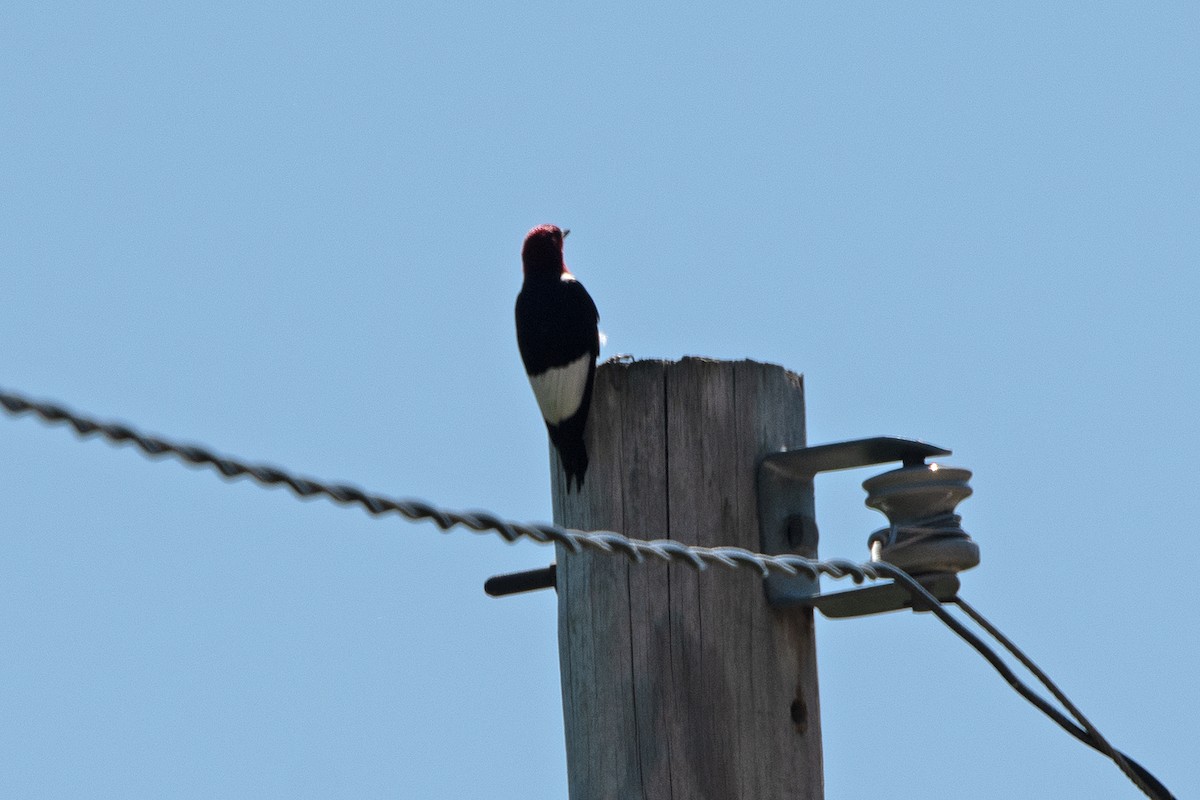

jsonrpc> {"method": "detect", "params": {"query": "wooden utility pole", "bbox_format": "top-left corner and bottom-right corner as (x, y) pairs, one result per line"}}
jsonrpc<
(552, 357), (822, 800)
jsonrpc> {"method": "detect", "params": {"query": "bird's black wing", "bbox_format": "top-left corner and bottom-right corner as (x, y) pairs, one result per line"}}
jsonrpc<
(515, 278), (599, 373)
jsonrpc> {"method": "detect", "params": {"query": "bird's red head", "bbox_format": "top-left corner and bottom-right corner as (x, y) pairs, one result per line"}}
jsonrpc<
(522, 224), (570, 278)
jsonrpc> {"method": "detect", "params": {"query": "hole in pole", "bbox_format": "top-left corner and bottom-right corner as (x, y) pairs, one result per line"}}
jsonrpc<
(790, 697), (808, 733)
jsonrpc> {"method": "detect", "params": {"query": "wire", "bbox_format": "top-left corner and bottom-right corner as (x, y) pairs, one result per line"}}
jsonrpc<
(0, 386), (1176, 798)
(0, 386), (880, 584)
(952, 597), (1173, 800)
(873, 564), (1174, 800)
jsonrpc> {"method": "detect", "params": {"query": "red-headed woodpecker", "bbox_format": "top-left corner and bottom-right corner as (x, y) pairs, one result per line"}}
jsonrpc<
(515, 224), (600, 493)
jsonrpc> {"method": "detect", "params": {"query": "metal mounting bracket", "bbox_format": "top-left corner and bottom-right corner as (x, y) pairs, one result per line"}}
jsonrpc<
(484, 565), (557, 597)
(804, 571), (960, 617)
(757, 436), (951, 614)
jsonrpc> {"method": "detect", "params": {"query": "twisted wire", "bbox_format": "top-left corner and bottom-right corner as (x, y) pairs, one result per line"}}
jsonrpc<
(0, 387), (879, 584)
(0, 386), (1175, 797)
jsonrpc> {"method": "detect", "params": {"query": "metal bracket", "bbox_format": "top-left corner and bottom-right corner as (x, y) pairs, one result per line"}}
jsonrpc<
(757, 436), (951, 614)
(484, 565), (557, 597)
(805, 572), (960, 617)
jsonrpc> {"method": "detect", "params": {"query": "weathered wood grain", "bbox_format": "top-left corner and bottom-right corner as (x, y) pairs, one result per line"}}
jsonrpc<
(553, 358), (822, 800)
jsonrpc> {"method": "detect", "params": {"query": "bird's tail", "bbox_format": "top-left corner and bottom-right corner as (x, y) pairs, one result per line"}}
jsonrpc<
(562, 440), (588, 494)
(549, 425), (589, 494)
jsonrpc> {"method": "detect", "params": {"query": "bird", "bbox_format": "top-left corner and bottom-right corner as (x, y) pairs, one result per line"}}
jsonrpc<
(515, 224), (600, 493)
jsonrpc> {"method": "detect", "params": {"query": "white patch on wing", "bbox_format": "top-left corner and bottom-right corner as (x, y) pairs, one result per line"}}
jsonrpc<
(529, 352), (592, 425)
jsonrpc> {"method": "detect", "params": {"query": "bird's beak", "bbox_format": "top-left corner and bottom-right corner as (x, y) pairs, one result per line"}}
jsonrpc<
(562, 229), (571, 239)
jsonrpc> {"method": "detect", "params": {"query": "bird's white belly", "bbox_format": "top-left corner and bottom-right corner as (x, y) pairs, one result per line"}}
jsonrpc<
(528, 353), (592, 425)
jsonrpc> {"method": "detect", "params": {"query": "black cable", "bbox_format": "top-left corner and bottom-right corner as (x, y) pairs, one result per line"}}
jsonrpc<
(874, 563), (1174, 799)
(952, 596), (1174, 800)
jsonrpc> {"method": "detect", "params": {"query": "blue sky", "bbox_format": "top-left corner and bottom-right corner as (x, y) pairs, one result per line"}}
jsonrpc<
(1, 2), (1195, 797)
